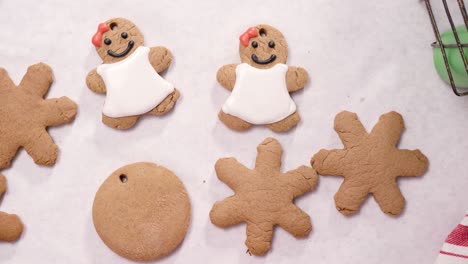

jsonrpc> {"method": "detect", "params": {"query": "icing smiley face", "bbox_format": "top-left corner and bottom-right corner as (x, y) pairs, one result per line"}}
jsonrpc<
(239, 25), (288, 69)
(92, 18), (144, 63)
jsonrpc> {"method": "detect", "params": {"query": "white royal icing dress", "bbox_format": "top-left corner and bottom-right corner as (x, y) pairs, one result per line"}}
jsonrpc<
(222, 63), (296, 124)
(97, 46), (174, 118)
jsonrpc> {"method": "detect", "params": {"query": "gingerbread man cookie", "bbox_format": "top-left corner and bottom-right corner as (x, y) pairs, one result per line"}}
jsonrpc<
(0, 63), (77, 169)
(86, 18), (180, 130)
(210, 138), (317, 255)
(217, 25), (309, 132)
(311, 111), (429, 216)
(0, 174), (23, 242)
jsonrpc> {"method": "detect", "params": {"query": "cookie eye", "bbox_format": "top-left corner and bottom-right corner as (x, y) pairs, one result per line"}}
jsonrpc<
(268, 41), (275, 48)
(121, 32), (128, 39)
(104, 38), (112, 45)
(251, 41), (258, 48)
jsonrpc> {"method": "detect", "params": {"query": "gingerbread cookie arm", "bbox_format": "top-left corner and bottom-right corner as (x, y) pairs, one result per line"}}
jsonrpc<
(277, 204), (312, 237)
(210, 196), (245, 227)
(41, 97), (78, 126)
(311, 149), (347, 176)
(370, 111), (404, 146)
(394, 149), (429, 176)
(245, 221), (274, 256)
(254, 138), (282, 173)
(19, 63), (53, 97)
(86, 68), (106, 94)
(149, 46), (173, 73)
(215, 158), (250, 190)
(216, 64), (237, 91)
(282, 165), (318, 198)
(334, 111), (368, 148)
(22, 130), (58, 166)
(0, 68), (15, 90)
(286, 66), (309, 92)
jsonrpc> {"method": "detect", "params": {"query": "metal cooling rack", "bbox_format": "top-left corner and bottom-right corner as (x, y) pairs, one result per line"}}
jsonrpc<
(425, 0), (468, 96)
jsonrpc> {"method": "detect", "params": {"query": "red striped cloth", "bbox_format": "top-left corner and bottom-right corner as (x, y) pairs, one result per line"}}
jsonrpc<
(436, 213), (468, 264)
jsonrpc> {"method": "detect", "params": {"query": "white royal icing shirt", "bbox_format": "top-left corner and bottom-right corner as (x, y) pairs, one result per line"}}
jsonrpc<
(222, 63), (296, 124)
(97, 46), (174, 118)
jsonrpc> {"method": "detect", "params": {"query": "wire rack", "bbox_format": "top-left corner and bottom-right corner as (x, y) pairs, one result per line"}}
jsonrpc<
(425, 0), (468, 96)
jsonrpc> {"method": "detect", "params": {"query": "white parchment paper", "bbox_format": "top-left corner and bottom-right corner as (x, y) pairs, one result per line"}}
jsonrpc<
(0, 0), (467, 263)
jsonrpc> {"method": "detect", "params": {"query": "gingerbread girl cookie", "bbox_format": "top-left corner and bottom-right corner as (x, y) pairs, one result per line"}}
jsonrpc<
(0, 63), (77, 169)
(86, 18), (180, 130)
(217, 25), (309, 132)
(210, 138), (317, 255)
(311, 111), (429, 216)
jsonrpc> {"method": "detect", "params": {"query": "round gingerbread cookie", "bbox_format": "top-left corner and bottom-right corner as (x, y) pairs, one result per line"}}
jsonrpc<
(92, 162), (191, 261)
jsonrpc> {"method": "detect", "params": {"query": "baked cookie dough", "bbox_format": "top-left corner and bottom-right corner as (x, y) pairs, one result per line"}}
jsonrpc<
(92, 162), (191, 261)
(0, 174), (23, 242)
(0, 63), (77, 169)
(210, 138), (318, 255)
(217, 24), (309, 132)
(311, 111), (429, 216)
(87, 17), (180, 130)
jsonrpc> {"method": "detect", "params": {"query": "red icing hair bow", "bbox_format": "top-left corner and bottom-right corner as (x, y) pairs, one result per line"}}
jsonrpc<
(239, 27), (258, 47)
(92, 23), (110, 47)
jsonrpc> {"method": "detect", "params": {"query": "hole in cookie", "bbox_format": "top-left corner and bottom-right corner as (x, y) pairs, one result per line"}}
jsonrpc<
(119, 174), (128, 183)
(110, 23), (118, 30)
(259, 28), (267, 37)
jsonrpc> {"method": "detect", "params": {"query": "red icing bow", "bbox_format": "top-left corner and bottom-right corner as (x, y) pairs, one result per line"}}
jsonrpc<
(92, 23), (110, 47)
(239, 27), (258, 47)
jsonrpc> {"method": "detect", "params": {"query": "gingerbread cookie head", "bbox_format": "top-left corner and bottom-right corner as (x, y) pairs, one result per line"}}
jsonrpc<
(92, 18), (144, 63)
(239, 24), (288, 69)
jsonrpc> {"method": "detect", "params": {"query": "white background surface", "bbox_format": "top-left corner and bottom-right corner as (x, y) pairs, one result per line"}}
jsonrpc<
(0, 0), (467, 263)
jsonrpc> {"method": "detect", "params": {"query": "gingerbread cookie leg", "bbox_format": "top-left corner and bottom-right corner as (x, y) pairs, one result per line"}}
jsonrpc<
(102, 114), (139, 130)
(0, 142), (19, 169)
(218, 111), (252, 131)
(266, 112), (301, 133)
(23, 130), (58, 166)
(372, 182), (405, 216)
(277, 204), (312, 237)
(147, 89), (180, 116)
(0, 175), (23, 242)
(334, 181), (369, 216)
(245, 222), (274, 256)
(0, 212), (23, 242)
